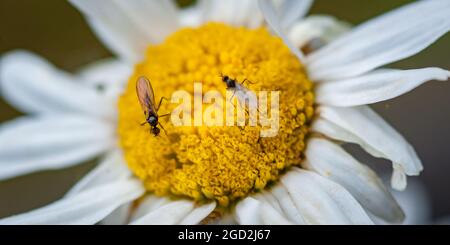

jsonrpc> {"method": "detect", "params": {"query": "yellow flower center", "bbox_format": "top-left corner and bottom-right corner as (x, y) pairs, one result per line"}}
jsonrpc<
(118, 23), (314, 207)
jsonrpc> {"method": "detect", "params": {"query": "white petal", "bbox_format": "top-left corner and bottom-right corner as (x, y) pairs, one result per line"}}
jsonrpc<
(199, 0), (263, 28)
(0, 115), (114, 180)
(313, 105), (423, 190)
(101, 203), (132, 225)
(235, 196), (293, 225)
(179, 5), (203, 27)
(130, 195), (171, 222)
(307, 0), (450, 81)
(288, 15), (351, 51)
(270, 185), (306, 224)
(281, 169), (374, 224)
(179, 202), (216, 225)
(131, 200), (195, 225)
(64, 147), (132, 225)
(392, 179), (431, 225)
(235, 197), (262, 224)
(131, 198), (216, 225)
(316, 68), (450, 106)
(257, 190), (284, 215)
(278, 0), (313, 29)
(0, 51), (115, 119)
(304, 138), (404, 223)
(391, 167), (407, 191)
(258, 0), (305, 62)
(259, 202), (294, 225)
(371, 178), (431, 225)
(77, 58), (132, 97)
(0, 179), (144, 225)
(69, 0), (179, 62)
(77, 59), (131, 102)
(65, 149), (131, 197)
(214, 214), (238, 225)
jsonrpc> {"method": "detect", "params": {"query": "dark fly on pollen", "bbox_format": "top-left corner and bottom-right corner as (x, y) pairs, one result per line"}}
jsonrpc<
(136, 76), (169, 136)
(220, 73), (258, 111)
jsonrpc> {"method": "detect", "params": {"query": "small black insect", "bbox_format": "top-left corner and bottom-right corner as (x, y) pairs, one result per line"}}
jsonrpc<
(136, 76), (169, 136)
(220, 74), (253, 90)
(220, 73), (258, 112)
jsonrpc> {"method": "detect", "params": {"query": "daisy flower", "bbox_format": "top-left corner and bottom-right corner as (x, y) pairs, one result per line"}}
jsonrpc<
(0, 0), (449, 225)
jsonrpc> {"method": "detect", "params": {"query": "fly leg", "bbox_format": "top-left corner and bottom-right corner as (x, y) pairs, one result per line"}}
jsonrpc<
(228, 89), (237, 102)
(156, 97), (169, 112)
(241, 78), (255, 86)
(158, 122), (168, 136)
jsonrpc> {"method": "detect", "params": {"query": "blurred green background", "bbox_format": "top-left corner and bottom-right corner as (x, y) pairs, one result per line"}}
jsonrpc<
(0, 0), (449, 220)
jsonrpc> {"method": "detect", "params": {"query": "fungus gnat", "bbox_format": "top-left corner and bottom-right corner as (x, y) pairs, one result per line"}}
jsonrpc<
(220, 73), (258, 112)
(136, 76), (169, 136)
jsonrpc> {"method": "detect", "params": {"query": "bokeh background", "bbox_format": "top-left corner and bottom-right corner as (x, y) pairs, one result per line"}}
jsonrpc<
(0, 0), (449, 221)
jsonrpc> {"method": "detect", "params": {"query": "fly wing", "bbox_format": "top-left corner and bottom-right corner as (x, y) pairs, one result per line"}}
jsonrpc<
(136, 76), (157, 116)
(235, 83), (258, 111)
